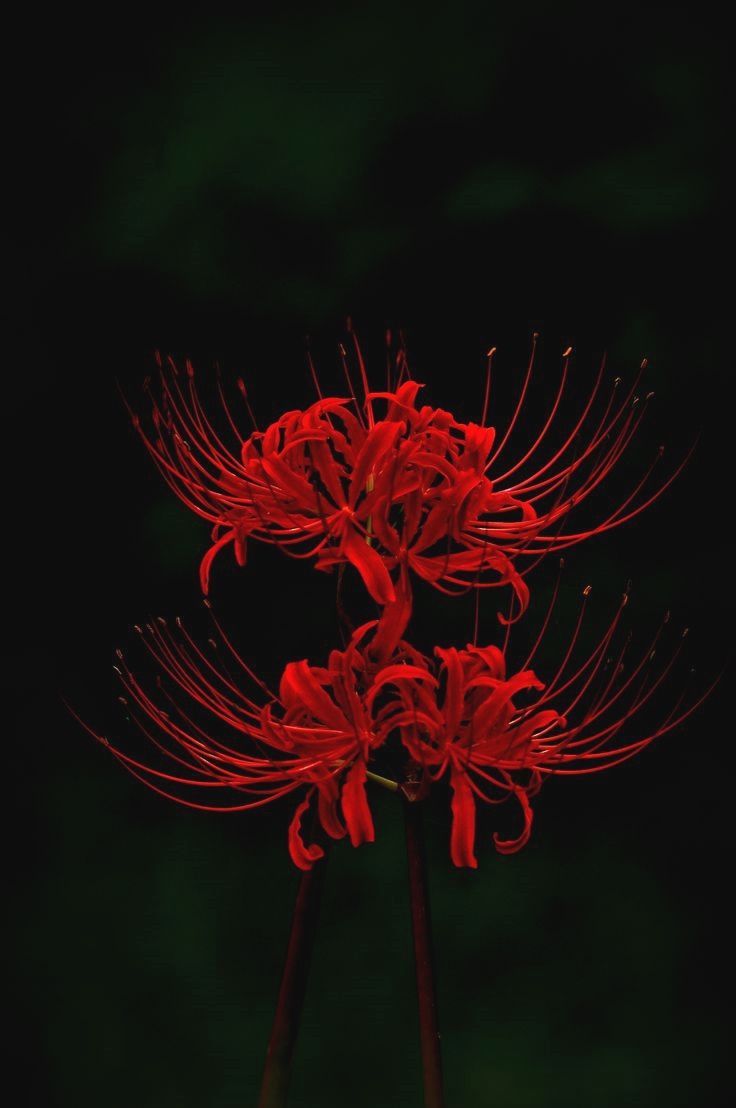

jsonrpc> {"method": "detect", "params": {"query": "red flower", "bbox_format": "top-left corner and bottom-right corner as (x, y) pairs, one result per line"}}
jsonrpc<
(381, 586), (712, 867)
(79, 605), (427, 870)
(79, 582), (710, 872)
(130, 337), (681, 616)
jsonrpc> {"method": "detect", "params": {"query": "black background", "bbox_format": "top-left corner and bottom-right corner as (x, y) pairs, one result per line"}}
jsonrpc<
(13, 7), (733, 1106)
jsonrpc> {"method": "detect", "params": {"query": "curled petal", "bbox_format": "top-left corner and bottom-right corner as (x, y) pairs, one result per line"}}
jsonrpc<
(279, 660), (349, 730)
(199, 530), (236, 594)
(317, 777), (346, 840)
(341, 527), (396, 605)
(368, 581), (413, 663)
(493, 789), (533, 855)
(288, 794), (325, 870)
(450, 766), (478, 868)
(341, 760), (375, 847)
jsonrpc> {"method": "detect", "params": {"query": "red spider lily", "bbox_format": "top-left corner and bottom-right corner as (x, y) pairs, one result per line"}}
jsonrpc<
(77, 604), (429, 870)
(129, 336), (684, 617)
(383, 584), (714, 868)
(78, 583), (711, 872)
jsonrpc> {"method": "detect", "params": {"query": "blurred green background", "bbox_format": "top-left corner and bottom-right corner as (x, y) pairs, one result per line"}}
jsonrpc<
(14, 5), (731, 1106)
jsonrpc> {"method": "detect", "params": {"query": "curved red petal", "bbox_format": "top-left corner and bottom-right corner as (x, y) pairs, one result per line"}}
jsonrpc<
(450, 766), (478, 868)
(341, 760), (375, 847)
(288, 794), (325, 870)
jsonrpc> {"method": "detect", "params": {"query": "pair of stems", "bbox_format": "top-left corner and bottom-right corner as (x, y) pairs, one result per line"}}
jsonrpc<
(257, 796), (445, 1108)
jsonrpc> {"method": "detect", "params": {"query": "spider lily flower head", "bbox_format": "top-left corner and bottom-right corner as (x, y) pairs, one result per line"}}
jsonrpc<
(78, 604), (430, 870)
(129, 335), (684, 618)
(78, 583), (712, 872)
(130, 352), (529, 612)
(379, 584), (714, 868)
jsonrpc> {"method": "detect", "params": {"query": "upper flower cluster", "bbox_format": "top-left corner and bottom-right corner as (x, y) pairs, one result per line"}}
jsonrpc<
(133, 336), (682, 621)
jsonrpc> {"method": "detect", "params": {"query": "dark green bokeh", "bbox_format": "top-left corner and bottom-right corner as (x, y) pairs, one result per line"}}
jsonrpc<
(15, 6), (731, 1106)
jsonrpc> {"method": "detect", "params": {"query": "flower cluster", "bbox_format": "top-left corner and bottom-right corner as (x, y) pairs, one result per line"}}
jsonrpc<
(98, 334), (704, 867)
(134, 338), (685, 619)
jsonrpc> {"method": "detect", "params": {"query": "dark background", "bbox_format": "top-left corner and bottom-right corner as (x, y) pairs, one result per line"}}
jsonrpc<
(13, 6), (733, 1106)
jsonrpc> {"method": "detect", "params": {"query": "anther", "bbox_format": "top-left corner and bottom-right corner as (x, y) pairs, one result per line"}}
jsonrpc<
(583, 585), (592, 597)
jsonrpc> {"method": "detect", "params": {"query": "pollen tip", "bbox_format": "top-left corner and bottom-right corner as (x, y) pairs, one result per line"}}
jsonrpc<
(646, 390), (655, 400)
(115, 648), (124, 660)
(614, 376), (622, 387)
(156, 616), (167, 626)
(339, 343), (347, 356)
(532, 331), (540, 340)
(203, 599), (212, 609)
(175, 616), (183, 628)
(583, 585), (592, 597)
(112, 665), (122, 676)
(133, 624), (143, 634)
(118, 696), (128, 706)
(640, 357), (649, 370)
(632, 395), (640, 406)
(208, 638), (217, 649)
(621, 593), (629, 607)
(682, 627), (690, 638)
(486, 346), (496, 358)
(563, 346), (573, 358)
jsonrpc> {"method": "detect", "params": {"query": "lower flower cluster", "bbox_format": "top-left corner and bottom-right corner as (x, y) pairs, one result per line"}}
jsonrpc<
(87, 582), (707, 869)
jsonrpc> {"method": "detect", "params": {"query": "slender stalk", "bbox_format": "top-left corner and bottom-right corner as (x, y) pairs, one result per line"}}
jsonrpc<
(257, 855), (327, 1108)
(403, 796), (446, 1108)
